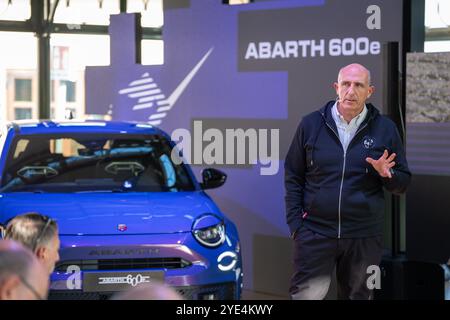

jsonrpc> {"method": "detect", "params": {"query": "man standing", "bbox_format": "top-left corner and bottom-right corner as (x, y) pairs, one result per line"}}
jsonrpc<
(285, 63), (411, 300)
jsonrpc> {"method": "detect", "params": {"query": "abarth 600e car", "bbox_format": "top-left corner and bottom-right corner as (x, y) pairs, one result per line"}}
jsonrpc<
(0, 120), (242, 300)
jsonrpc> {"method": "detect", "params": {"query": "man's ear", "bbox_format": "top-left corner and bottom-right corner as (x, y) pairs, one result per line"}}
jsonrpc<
(0, 275), (21, 300)
(35, 246), (48, 261)
(368, 85), (375, 98)
(333, 82), (339, 94)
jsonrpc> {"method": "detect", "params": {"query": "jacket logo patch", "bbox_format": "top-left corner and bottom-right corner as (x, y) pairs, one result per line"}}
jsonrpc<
(363, 136), (375, 149)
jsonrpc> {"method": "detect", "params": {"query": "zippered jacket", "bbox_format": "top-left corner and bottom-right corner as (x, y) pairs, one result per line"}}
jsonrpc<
(285, 101), (411, 238)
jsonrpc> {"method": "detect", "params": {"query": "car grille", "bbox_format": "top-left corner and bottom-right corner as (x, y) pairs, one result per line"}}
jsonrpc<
(54, 257), (191, 272)
(48, 282), (237, 300)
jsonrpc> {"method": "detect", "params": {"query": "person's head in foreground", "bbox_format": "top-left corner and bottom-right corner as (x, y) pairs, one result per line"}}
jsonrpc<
(4, 212), (60, 275)
(0, 239), (49, 300)
(111, 281), (184, 300)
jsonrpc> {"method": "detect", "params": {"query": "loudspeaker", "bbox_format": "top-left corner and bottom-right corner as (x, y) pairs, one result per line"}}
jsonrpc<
(375, 255), (445, 300)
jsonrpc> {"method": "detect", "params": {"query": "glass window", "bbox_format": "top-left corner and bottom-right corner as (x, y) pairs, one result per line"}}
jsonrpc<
(0, 32), (37, 122)
(127, 0), (163, 28)
(61, 80), (76, 102)
(53, 0), (120, 26)
(14, 79), (32, 101)
(425, 0), (450, 52)
(142, 39), (164, 65)
(0, 0), (31, 21)
(51, 80), (55, 102)
(14, 108), (32, 120)
(13, 139), (29, 158)
(425, 41), (450, 52)
(51, 34), (110, 67)
(425, 0), (450, 28)
(50, 34), (110, 119)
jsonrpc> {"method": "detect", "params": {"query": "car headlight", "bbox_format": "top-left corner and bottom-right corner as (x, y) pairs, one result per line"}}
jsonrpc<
(192, 214), (225, 248)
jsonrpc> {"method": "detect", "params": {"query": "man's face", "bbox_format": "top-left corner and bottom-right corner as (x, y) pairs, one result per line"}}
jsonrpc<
(41, 232), (60, 275)
(334, 65), (374, 115)
(35, 231), (60, 275)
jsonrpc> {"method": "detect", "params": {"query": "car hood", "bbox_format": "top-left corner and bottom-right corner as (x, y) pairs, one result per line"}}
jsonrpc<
(0, 192), (220, 235)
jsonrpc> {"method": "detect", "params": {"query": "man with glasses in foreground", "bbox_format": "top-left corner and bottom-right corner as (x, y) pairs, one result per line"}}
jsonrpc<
(4, 213), (60, 275)
(0, 239), (49, 300)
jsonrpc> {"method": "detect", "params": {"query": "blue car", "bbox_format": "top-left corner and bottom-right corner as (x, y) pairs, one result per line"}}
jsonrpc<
(0, 120), (242, 300)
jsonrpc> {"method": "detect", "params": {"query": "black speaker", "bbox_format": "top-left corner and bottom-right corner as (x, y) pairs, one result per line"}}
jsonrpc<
(375, 255), (445, 300)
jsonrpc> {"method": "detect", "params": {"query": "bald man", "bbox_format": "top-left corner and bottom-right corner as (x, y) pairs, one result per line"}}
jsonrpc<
(285, 63), (411, 300)
(0, 240), (49, 300)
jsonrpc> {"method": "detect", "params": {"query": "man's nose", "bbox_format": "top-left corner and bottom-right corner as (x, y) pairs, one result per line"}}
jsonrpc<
(347, 84), (356, 94)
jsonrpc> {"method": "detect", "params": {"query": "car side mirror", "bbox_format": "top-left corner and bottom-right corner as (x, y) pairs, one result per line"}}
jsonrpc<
(200, 168), (227, 190)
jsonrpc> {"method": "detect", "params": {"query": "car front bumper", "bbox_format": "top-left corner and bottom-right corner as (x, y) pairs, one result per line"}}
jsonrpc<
(49, 232), (243, 300)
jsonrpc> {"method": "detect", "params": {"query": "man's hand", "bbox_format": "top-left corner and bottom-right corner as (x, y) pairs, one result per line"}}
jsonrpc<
(366, 150), (396, 178)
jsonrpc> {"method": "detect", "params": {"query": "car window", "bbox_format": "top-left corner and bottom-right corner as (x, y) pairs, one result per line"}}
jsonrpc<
(13, 139), (29, 159)
(0, 133), (195, 193)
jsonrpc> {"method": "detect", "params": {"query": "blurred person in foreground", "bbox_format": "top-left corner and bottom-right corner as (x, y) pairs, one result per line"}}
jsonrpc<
(111, 281), (184, 300)
(0, 239), (49, 300)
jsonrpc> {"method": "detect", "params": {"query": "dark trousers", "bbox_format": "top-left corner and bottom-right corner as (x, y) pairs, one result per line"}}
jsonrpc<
(290, 225), (383, 300)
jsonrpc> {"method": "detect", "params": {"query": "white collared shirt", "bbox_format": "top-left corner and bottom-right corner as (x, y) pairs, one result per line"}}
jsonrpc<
(331, 101), (368, 153)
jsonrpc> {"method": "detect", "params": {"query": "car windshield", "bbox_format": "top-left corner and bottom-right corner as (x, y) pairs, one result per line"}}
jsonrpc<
(0, 133), (195, 193)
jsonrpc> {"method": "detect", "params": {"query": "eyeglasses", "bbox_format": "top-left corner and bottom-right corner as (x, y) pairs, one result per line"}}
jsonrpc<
(0, 224), (5, 239)
(17, 274), (45, 300)
(32, 217), (53, 253)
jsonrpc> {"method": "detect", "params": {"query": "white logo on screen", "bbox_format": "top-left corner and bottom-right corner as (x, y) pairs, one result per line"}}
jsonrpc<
(118, 47), (214, 127)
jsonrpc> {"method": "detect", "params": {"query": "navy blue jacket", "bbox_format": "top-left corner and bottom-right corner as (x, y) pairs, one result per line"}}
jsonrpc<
(285, 101), (411, 238)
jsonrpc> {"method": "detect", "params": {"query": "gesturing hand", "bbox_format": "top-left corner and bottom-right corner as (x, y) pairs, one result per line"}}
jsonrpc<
(365, 150), (396, 178)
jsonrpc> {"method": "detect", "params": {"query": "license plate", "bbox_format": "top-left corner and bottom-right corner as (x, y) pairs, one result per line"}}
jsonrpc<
(83, 271), (165, 292)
